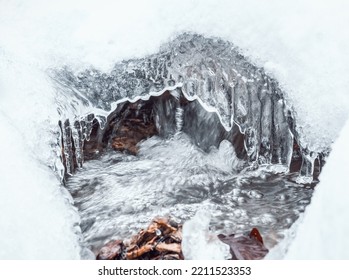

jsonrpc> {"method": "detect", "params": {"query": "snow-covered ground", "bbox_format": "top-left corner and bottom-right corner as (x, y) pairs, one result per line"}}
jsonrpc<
(1, 0), (349, 259)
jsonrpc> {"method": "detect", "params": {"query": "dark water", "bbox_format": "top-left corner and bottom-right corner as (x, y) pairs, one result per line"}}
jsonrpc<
(66, 133), (313, 253)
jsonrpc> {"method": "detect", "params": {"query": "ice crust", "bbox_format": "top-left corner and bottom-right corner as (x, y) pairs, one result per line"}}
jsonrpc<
(182, 210), (231, 260)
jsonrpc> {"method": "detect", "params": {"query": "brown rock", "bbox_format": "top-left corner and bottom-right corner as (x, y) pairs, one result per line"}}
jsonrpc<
(126, 244), (154, 260)
(111, 118), (157, 155)
(125, 217), (183, 260)
(161, 253), (182, 260)
(96, 240), (123, 260)
(155, 242), (181, 254)
(112, 136), (139, 155)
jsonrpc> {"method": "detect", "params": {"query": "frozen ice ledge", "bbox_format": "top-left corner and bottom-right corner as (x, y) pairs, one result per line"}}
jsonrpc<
(52, 33), (326, 183)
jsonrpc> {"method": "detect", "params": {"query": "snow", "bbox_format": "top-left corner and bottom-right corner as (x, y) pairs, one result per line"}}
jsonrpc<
(1, 0), (349, 259)
(0, 114), (81, 259)
(0, 45), (82, 258)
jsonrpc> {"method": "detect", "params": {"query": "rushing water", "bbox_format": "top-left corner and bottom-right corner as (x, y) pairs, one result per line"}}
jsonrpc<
(66, 132), (313, 254)
(60, 34), (318, 256)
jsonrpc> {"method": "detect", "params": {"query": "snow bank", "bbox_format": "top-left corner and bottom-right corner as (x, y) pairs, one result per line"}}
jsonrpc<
(0, 114), (80, 259)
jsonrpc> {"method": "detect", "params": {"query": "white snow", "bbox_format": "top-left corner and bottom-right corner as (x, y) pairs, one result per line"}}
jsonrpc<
(0, 114), (80, 259)
(1, 0), (349, 259)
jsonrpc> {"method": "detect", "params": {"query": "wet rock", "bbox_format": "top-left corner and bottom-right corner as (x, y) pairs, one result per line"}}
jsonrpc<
(125, 217), (184, 260)
(112, 136), (139, 155)
(111, 118), (157, 155)
(96, 240), (123, 260)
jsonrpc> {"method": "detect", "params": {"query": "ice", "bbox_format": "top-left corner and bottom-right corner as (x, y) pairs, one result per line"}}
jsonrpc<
(175, 106), (184, 133)
(55, 34), (296, 176)
(182, 210), (231, 260)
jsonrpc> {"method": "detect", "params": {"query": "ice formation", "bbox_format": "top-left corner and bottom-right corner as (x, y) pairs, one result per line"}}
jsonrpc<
(55, 34), (301, 181)
(182, 210), (231, 260)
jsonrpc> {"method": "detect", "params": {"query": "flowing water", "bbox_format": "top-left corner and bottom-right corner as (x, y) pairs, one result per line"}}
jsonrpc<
(66, 133), (313, 254)
(58, 34), (322, 256)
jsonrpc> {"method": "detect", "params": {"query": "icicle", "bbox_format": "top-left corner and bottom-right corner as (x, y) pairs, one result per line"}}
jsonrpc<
(272, 96), (293, 167)
(175, 106), (184, 133)
(72, 120), (83, 168)
(244, 80), (261, 163)
(95, 115), (107, 130)
(54, 123), (65, 181)
(61, 119), (74, 175)
(233, 78), (249, 134)
(82, 114), (95, 141)
(258, 83), (273, 164)
(59, 113), (99, 176)
(296, 149), (317, 184)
